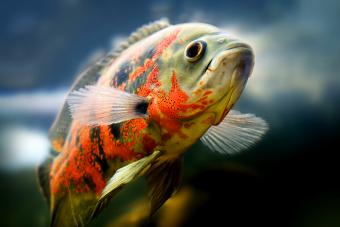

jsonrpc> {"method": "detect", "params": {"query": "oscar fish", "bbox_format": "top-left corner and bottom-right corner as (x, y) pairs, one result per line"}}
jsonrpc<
(38, 19), (268, 226)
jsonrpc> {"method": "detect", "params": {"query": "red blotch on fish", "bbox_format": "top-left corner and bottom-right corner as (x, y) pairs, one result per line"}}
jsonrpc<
(51, 126), (106, 195)
(129, 29), (181, 84)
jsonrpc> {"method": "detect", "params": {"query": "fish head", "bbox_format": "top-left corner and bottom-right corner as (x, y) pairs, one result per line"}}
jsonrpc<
(149, 23), (254, 126)
(190, 32), (254, 125)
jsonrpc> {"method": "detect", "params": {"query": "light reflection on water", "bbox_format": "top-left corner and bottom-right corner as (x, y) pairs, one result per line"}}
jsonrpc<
(0, 126), (49, 170)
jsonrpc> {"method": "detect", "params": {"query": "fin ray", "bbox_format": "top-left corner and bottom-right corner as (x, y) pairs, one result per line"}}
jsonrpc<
(99, 150), (161, 201)
(67, 85), (148, 126)
(145, 158), (182, 215)
(201, 110), (269, 154)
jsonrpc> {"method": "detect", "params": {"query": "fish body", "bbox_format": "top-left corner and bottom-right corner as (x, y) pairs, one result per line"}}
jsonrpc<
(38, 20), (268, 226)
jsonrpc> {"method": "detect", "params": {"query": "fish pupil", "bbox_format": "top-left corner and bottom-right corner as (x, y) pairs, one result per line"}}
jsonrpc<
(186, 42), (201, 58)
(135, 101), (149, 115)
(185, 41), (206, 62)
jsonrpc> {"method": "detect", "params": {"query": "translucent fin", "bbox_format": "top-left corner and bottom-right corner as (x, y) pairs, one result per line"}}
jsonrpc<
(67, 85), (148, 126)
(201, 110), (269, 154)
(145, 158), (182, 215)
(48, 55), (115, 152)
(99, 150), (161, 201)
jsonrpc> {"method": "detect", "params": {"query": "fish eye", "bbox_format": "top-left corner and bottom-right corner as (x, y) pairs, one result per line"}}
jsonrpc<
(184, 41), (206, 62)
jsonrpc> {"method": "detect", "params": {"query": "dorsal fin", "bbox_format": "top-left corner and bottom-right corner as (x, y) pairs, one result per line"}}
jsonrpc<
(48, 19), (170, 152)
(111, 18), (170, 58)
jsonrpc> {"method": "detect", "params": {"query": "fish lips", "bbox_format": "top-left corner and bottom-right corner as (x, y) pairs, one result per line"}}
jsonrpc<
(206, 43), (255, 124)
(208, 42), (254, 78)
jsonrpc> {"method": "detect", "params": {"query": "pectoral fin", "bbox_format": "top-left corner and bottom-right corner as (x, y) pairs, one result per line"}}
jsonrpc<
(201, 110), (268, 154)
(145, 158), (182, 215)
(67, 85), (149, 126)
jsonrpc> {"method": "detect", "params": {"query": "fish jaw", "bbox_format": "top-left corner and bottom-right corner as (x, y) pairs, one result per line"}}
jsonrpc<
(199, 42), (255, 125)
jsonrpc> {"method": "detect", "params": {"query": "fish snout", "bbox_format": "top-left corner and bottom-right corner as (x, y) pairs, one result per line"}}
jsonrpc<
(226, 41), (254, 79)
(207, 41), (254, 89)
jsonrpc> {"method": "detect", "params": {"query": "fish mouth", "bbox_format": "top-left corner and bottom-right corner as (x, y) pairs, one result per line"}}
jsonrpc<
(206, 42), (254, 124)
(208, 42), (254, 72)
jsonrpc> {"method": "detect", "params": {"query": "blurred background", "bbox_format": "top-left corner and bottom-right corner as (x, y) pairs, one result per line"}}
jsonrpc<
(1, 0), (340, 226)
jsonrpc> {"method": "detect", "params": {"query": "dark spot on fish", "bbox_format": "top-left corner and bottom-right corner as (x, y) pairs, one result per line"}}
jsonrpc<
(109, 123), (121, 139)
(141, 47), (155, 60)
(135, 101), (148, 115)
(90, 127), (100, 142)
(95, 127), (109, 173)
(75, 135), (80, 146)
(94, 154), (109, 174)
(116, 71), (129, 86)
(83, 176), (96, 190)
(124, 47), (156, 93)
(79, 146), (84, 153)
(127, 60), (158, 94)
(112, 61), (133, 87)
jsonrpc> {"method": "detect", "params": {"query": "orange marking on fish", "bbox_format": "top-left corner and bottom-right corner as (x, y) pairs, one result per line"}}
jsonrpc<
(149, 107), (186, 138)
(52, 138), (64, 152)
(129, 58), (154, 82)
(152, 29), (181, 59)
(193, 88), (203, 96)
(148, 71), (192, 138)
(153, 71), (189, 119)
(137, 65), (160, 97)
(129, 29), (180, 84)
(164, 71), (205, 115)
(202, 115), (215, 125)
(51, 125), (106, 195)
(203, 90), (212, 96)
(121, 119), (148, 140)
(198, 96), (208, 102)
(99, 125), (135, 161)
(184, 122), (195, 129)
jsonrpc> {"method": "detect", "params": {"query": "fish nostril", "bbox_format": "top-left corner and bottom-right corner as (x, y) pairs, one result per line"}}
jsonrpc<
(217, 37), (227, 44)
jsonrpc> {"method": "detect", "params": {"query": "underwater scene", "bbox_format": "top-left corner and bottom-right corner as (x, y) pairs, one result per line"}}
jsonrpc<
(1, 0), (340, 226)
